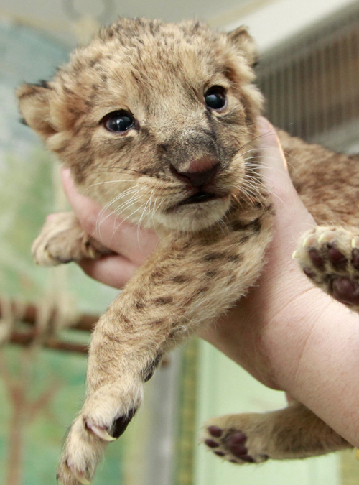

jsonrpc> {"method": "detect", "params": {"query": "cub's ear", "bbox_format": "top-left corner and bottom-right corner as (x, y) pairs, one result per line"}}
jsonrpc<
(16, 81), (57, 139)
(227, 26), (258, 68)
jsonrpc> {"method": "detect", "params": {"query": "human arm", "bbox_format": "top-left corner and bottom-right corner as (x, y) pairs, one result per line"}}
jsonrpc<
(199, 120), (359, 447)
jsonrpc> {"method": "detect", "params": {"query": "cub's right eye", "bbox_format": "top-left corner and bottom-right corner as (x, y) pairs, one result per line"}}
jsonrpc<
(101, 110), (135, 133)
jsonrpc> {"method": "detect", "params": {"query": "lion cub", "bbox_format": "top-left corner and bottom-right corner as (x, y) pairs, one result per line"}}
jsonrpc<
(18, 18), (359, 485)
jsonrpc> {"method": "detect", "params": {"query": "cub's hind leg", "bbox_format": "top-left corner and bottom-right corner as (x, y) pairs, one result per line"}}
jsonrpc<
(201, 402), (351, 464)
(33, 212), (111, 266)
(295, 226), (359, 311)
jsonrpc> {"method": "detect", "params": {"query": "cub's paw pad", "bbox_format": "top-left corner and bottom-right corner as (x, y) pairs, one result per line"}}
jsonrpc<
(331, 277), (359, 305)
(226, 431), (251, 460)
(202, 426), (268, 464)
(85, 408), (137, 441)
(295, 226), (359, 306)
(306, 245), (348, 272)
(207, 425), (223, 438)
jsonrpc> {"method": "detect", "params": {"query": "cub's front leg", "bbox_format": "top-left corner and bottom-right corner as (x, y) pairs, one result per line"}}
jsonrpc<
(33, 212), (111, 266)
(57, 208), (273, 485)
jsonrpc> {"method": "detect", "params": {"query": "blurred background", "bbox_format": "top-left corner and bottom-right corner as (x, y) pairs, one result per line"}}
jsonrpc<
(0, 0), (358, 484)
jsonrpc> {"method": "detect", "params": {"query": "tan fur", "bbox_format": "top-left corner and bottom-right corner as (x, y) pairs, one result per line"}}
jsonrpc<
(17, 18), (357, 485)
(201, 402), (349, 463)
(32, 212), (111, 265)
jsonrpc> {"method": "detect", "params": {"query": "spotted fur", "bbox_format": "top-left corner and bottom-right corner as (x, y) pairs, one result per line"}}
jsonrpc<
(18, 18), (357, 485)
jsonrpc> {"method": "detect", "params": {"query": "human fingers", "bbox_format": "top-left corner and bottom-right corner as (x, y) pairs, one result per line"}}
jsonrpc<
(61, 168), (159, 265)
(78, 254), (138, 289)
(257, 117), (298, 206)
(257, 117), (315, 235)
(198, 119), (316, 388)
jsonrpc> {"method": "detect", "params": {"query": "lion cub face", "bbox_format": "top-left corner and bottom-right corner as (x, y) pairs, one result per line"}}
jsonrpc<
(18, 18), (262, 231)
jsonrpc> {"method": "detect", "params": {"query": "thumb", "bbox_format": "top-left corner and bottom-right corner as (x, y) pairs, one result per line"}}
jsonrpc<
(257, 117), (290, 192)
(257, 117), (306, 215)
(256, 117), (315, 238)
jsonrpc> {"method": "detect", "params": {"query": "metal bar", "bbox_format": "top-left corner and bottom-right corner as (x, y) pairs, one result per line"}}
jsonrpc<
(9, 330), (89, 354)
(0, 300), (98, 332)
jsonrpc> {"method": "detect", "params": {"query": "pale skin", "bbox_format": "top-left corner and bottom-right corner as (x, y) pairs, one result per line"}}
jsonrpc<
(61, 118), (359, 448)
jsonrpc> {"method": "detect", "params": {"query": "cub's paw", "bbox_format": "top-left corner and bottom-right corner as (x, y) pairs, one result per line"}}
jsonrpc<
(295, 226), (359, 308)
(201, 415), (269, 464)
(56, 415), (105, 485)
(57, 383), (141, 484)
(32, 212), (110, 266)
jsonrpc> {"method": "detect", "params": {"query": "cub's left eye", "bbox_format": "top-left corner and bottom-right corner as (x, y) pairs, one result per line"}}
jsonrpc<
(204, 86), (227, 111)
(102, 110), (135, 133)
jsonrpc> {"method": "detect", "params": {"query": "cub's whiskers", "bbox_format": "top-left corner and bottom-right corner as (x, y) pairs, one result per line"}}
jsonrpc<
(136, 190), (154, 248)
(95, 185), (142, 241)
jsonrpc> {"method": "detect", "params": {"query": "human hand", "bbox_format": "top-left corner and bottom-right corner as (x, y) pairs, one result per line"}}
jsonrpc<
(197, 122), (359, 449)
(198, 117), (319, 389)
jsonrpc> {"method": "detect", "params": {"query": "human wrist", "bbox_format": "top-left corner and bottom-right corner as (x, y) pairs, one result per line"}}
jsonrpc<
(265, 287), (359, 446)
(260, 282), (333, 392)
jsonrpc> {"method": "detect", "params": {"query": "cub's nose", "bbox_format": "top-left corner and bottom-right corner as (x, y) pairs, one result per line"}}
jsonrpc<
(170, 157), (220, 187)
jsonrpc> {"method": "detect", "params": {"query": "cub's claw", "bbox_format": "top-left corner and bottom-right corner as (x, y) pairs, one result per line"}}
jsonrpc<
(85, 420), (116, 442)
(84, 408), (137, 442)
(70, 477), (90, 485)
